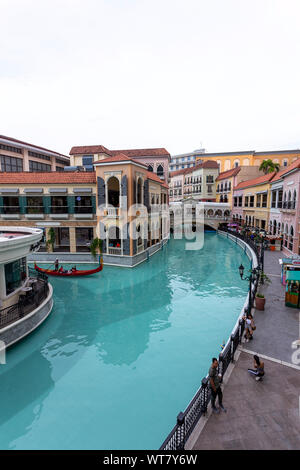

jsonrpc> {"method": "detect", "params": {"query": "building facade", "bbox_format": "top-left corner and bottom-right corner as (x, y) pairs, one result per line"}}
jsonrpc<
(69, 145), (170, 181)
(169, 148), (205, 172)
(169, 161), (219, 203)
(0, 135), (69, 172)
(216, 166), (263, 206)
(195, 149), (300, 173)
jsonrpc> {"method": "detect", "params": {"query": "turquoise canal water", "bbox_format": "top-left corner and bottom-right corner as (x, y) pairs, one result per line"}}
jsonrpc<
(0, 233), (249, 450)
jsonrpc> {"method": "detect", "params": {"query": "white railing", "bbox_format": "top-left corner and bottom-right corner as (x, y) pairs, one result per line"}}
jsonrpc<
(108, 247), (121, 255)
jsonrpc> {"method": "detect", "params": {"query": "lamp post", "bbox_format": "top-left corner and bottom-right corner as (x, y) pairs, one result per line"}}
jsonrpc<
(239, 264), (258, 315)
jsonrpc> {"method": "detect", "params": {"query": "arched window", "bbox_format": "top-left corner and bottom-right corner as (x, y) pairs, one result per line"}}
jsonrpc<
(220, 195), (223, 202)
(284, 224), (288, 247)
(245, 215), (248, 225)
(289, 226), (294, 251)
(137, 177), (143, 204)
(273, 220), (277, 235)
(107, 176), (120, 208)
(148, 165), (153, 172)
(224, 195), (228, 203)
(215, 209), (222, 217)
(278, 222), (281, 234)
(157, 165), (164, 177)
(293, 190), (297, 209)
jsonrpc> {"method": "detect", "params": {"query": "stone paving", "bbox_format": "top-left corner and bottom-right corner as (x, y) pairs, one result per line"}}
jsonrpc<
(192, 351), (300, 450)
(191, 249), (300, 450)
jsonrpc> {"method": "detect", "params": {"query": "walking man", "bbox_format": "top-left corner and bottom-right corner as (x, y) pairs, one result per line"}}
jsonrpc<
(209, 358), (227, 414)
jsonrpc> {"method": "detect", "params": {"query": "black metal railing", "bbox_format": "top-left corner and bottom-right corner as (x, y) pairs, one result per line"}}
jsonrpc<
(160, 316), (246, 450)
(50, 205), (68, 214)
(160, 229), (259, 450)
(0, 270), (49, 329)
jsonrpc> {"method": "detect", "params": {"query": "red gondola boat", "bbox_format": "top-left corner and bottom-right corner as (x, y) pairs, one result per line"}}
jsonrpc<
(34, 257), (103, 277)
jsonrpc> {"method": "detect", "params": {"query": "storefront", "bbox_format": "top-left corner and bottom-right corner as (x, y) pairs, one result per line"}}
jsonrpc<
(285, 269), (300, 308)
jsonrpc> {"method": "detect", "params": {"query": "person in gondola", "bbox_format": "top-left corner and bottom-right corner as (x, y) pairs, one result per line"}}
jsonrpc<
(55, 258), (59, 271)
(59, 266), (64, 273)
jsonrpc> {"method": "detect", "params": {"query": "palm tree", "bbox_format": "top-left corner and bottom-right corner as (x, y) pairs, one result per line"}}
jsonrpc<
(259, 159), (280, 174)
(90, 237), (103, 259)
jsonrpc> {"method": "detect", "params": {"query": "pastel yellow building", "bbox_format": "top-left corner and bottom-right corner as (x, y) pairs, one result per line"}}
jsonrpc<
(196, 149), (300, 173)
(233, 172), (277, 230)
(216, 166), (263, 206)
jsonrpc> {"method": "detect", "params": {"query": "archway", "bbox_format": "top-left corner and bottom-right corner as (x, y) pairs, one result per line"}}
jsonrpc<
(107, 176), (120, 207)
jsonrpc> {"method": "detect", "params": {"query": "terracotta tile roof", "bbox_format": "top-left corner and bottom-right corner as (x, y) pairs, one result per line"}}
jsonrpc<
(111, 148), (170, 157)
(69, 145), (111, 156)
(70, 144), (170, 158)
(93, 153), (148, 167)
(271, 158), (300, 182)
(170, 160), (219, 178)
(0, 135), (68, 158)
(0, 172), (96, 184)
(234, 172), (276, 190)
(147, 171), (169, 188)
(216, 167), (241, 181)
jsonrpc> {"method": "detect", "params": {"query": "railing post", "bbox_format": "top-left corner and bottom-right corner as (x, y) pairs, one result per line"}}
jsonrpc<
(200, 377), (209, 413)
(176, 412), (185, 450)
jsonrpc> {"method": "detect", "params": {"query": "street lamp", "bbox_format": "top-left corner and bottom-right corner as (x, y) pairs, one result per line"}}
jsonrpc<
(239, 264), (259, 315)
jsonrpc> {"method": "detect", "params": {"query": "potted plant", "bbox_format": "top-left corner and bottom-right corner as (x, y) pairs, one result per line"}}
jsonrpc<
(255, 293), (265, 310)
(255, 272), (271, 310)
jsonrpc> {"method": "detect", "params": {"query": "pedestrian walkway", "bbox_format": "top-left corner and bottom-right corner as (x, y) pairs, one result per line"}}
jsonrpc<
(190, 249), (300, 450)
(250, 250), (300, 364)
(192, 351), (300, 450)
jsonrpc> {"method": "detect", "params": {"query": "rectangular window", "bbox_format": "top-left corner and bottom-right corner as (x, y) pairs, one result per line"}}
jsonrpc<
(234, 197), (237, 207)
(82, 156), (93, 166)
(207, 185), (213, 193)
(206, 175), (214, 183)
(28, 151), (51, 161)
(256, 194), (261, 208)
(26, 196), (44, 214)
(56, 166), (64, 171)
(3, 196), (20, 214)
(250, 196), (254, 207)
(238, 196), (243, 207)
(0, 144), (22, 154)
(74, 195), (92, 213)
(0, 155), (23, 172)
(271, 191), (276, 208)
(56, 158), (67, 166)
(262, 193), (267, 208)
(5, 257), (26, 295)
(29, 160), (51, 172)
(278, 189), (283, 208)
(245, 196), (249, 207)
(51, 196), (68, 214)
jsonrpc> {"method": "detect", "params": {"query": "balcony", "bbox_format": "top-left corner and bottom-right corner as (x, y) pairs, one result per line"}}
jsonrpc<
(104, 207), (120, 218)
(25, 205), (45, 219)
(49, 205), (69, 219)
(108, 247), (122, 255)
(0, 206), (20, 219)
(0, 272), (49, 330)
(74, 205), (94, 219)
(281, 201), (296, 211)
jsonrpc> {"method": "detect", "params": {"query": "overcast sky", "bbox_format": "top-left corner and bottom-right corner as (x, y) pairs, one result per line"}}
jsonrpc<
(1, 0), (300, 156)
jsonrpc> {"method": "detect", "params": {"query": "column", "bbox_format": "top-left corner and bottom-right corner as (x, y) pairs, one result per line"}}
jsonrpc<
(69, 227), (76, 253)
(23, 149), (29, 171)
(45, 227), (53, 252)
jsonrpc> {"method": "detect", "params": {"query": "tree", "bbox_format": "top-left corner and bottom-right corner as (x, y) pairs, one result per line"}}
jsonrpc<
(259, 159), (280, 174)
(46, 227), (56, 252)
(90, 237), (103, 259)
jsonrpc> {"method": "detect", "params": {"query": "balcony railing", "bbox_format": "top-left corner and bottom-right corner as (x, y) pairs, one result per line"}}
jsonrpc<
(0, 206), (20, 214)
(25, 205), (45, 214)
(74, 206), (93, 214)
(50, 206), (68, 214)
(108, 247), (121, 255)
(0, 271), (48, 329)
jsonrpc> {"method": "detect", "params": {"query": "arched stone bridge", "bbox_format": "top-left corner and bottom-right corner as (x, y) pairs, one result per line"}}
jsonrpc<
(170, 200), (231, 231)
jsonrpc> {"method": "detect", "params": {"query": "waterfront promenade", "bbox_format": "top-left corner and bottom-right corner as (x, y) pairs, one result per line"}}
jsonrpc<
(190, 250), (300, 450)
